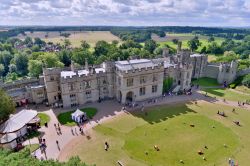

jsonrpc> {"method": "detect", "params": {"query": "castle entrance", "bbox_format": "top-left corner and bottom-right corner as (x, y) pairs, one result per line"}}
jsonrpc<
(126, 91), (134, 103)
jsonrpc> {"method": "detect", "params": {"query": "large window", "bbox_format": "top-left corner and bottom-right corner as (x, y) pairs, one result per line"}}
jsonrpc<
(127, 78), (133, 87)
(152, 85), (158, 93)
(86, 91), (92, 99)
(153, 74), (158, 82)
(140, 87), (146, 96)
(140, 76), (147, 84)
(68, 83), (74, 91)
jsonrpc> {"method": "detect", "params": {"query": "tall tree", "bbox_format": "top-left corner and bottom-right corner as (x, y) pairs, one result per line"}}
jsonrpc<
(80, 40), (90, 49)
(187, 36), (201, 52)
(0, 89), (15, 123)
(28, 60), (43, 77)
(13, 52), (28, 75)
(144, 39), (158, 54)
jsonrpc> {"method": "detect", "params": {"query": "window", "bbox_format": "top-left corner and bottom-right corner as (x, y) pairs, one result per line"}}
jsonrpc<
(127, 78), (133, 87)
(152, 85), (158, 93)
(37, 92), (44, 98)
(68, 83), (74, 91)
(86, 91), (92, 99)
(153, 74), (158, 82)
(140, 87), (146, 96)
(140, 76), (147, 84)
(70, 94), (76, 101)
(86, 81), (91, 89)
(50, 76), (54, 81)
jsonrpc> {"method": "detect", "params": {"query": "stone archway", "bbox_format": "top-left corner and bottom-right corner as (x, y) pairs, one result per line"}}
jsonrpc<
(126, 91), (134, 102)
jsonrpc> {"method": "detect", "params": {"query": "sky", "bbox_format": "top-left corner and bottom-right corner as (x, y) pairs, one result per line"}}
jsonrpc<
(0, 0), (250, 27)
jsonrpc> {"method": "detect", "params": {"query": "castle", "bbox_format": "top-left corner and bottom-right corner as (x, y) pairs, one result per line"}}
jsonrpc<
(0, 44), (238, 108)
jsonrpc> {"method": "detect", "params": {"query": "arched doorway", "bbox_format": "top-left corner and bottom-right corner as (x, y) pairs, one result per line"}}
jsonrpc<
(126, 91), (134, 102)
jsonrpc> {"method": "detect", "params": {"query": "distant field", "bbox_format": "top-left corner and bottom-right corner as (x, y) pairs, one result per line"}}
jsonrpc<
(16, 31), (121, 47)
(154, 33), (224, 52)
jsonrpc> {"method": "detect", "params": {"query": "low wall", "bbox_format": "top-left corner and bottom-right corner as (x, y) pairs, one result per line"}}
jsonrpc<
(237, 68), (250, 77)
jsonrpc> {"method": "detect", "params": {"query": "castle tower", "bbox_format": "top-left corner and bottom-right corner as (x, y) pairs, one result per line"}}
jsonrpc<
(217, 61), (237, 84)
(162, 48), (170, 57)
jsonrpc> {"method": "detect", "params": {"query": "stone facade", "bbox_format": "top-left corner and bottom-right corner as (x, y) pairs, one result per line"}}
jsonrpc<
(2, 44), (242, 108)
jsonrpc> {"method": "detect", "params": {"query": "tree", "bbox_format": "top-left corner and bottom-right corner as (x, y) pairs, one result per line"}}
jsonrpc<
(187, 36), (201, 52)
(23, 36), (33, 47)
(242, 74), (250, 88)
(144, 39), (158, 54)
(8, 64), (17, 73)
(120, 40), (142, 49)
(80, 41), (90, 49)
(13, 52), (28, 75)
(208, 36), (215, 42)
(0, 64), (4, 77)
(38, 53), (64, 68)
(94, 41), (110, 57)
(200, 46), (207, 54)
(0, 89), (15, 123)
(0, 51), (14, 75)
(34, 37), (45, 47)
(0, 148), (89, 166)
(172, 39), (179, 44)
(207, 42), (223, 54)
(5, 72), (18, 82)
(28, 60), (43, 77)
(63, 39), (71, 49)
(72, 48), (93, 65)
(58, 50), (72, 67)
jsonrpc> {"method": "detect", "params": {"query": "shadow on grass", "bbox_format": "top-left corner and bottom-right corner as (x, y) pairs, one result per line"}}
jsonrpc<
(203, 88), (225, 97)
(130, 101), (197, 124)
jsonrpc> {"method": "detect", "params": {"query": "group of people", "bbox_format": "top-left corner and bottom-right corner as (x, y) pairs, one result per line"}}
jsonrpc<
(217, 111), (226, 117)
(38, 137), (47, 154)
(104, 142), (110, 151)
(54, 123), (62, 135)
(71, 126), (84, 136)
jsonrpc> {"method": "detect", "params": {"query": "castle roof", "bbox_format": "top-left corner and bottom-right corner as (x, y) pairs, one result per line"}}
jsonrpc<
(115, 59), (160, 71)
(61, 68), (106, 78)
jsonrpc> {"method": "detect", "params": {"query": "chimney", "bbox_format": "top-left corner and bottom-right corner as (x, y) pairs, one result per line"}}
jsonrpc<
(85, 58), (88, 70)
(177, 41), (182, 53)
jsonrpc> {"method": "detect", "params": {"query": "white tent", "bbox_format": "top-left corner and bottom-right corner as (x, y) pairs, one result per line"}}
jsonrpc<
(71, 109), (86, 123)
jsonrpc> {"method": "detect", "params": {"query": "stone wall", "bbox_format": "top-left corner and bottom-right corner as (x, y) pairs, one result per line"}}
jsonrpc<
(204, 65), (219, 79)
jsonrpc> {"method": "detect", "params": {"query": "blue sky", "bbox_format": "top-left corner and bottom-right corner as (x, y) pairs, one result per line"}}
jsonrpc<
(0, 0), (250, 27)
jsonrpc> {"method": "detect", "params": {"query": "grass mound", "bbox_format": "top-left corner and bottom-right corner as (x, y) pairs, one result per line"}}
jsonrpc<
(38, 113), (50, 126)
(57, 108), (97, 126)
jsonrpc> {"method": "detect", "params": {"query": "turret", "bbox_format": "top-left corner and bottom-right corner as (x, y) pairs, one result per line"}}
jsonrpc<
(85, 58), (88, 70)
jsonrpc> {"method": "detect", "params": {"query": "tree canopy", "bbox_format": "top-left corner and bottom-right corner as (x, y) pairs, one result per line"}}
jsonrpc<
(0, 89), (15, 123)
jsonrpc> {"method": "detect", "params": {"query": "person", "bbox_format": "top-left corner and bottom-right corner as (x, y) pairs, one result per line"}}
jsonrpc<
(56, 140), (59, 144)
(232, 108), (235, 112)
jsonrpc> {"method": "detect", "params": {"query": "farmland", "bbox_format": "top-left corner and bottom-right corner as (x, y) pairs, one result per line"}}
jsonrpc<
(16, 31), (121, 47)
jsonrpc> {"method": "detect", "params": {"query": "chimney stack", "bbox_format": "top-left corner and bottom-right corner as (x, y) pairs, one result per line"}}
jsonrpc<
(71, 60), (75, 72)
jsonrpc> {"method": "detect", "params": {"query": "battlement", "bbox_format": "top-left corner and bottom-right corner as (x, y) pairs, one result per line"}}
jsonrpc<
(43, 67), (64, 75)
(120, 63), (164, 74)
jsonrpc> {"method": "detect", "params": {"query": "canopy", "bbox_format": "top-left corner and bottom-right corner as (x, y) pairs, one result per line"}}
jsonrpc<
(0, 109), (38, 134)
(0, 133), (17, 144)
(71, 109), (86, 123)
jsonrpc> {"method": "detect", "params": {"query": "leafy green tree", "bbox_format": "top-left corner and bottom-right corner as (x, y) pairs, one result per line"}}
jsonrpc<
(200, 46), (207, 54)
(0, 148), (90, 166)
(242, 74), (250, 88)
(0, 51), (14, 75)
(72, 48), (93, 65)
(5, 72), (18, 82)
(0, 89), (15, 123)
(13, 52), (29, 75)
(172, 39), (179, 44)
(144, 39), (158, 54)
(208, 36), (215, 42)
(63, 39), (71, 49)
(80, 40), (90, 49)
(58, 50), (72, 67)
(38, 53), (64, 68)
(187, 36), (201, 52)
(0, 64), (4, 77)
(8, 64), (17, 73)
(120, 40), (142, 49)
(23, 36), (33, 47)
(207, 42), (223, 54)
(94, 41), (110, 57)
(28, 60), (43, 77)
(34, 37), (45, 47)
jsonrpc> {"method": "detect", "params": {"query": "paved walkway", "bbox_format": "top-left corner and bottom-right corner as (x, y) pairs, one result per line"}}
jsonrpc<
(24, 90), (250, 160)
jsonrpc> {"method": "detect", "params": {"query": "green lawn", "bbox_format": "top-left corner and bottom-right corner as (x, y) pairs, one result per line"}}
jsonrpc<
(192, 77), (220, 87)
(57, 108), (97, 126)
(202, 88), (250, 102)
(22, 144), (39, 153)
(234, 85), (250, 94)
(38, 113), (50, 126)
(60, 102), (250, 166)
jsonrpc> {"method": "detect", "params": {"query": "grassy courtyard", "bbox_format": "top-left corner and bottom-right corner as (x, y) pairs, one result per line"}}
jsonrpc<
(192, 77), (220, 87)
(59, 102), (250, 166)
(38, 113), (50, 126)
(57, 108), (97, 126)
(202, 88), (250, 102)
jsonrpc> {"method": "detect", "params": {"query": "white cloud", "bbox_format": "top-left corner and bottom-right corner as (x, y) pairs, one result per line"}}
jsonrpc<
(0, 0), (249, 26)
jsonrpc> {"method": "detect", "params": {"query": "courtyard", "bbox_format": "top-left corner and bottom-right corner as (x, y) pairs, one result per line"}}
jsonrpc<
(23, 89), (250, 166)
